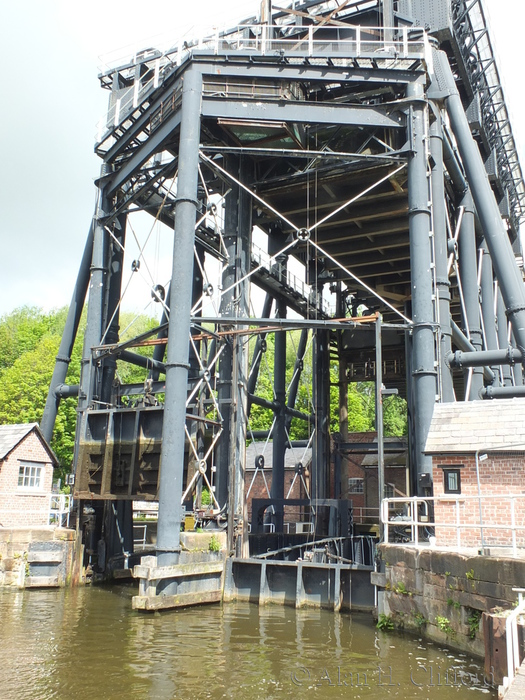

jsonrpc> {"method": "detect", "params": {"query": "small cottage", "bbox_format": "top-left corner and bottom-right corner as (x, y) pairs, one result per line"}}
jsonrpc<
(0, 423), (58, 528)
(425, 399), (525, 550)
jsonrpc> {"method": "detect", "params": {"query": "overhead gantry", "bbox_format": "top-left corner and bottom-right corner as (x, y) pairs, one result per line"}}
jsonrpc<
(41, 0), (525, 598)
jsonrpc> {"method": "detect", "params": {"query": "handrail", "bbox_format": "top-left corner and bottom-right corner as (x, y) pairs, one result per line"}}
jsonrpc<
(48, 494), (72, 528)
(382, 494), (525, 554)
(96, 24), (427, 144)
(502, 588), (525, 690)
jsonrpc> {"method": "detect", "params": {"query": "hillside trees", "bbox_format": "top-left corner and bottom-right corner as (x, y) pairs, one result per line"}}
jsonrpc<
(0, 307), (159, 471)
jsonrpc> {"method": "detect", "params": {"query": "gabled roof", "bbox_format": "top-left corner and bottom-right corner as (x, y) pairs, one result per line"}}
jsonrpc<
(245, 441), (312, 471)
(425, 399), (525, 454)
(0, 423), (58, 465)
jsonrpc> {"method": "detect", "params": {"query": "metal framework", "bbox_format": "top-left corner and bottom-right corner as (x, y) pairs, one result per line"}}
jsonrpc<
(42, 0), (525, 586)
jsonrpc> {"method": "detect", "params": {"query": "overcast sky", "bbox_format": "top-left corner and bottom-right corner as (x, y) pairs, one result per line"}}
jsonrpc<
(1, 0), (523, 317)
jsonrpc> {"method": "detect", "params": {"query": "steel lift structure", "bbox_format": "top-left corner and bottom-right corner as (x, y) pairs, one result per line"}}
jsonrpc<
(41, 0), (525, 607)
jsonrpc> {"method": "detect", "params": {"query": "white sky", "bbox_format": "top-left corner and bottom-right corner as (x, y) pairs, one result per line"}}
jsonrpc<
(1, 0), (524, 317)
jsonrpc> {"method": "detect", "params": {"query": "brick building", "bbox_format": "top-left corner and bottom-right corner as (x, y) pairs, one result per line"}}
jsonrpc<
(0, 424), (57, 528)
(344, 432), (408, 522)
(425, 399), (525, 549)
(244, 442), (311, 526)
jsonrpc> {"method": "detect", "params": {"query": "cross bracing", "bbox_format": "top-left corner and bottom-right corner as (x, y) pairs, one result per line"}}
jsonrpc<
(41, 0), (525, 578)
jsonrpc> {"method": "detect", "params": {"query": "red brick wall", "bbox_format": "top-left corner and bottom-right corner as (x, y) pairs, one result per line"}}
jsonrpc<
(432, 453), (525, 548)
(245, 466), (309, 524)
(0, 433), (54, 528)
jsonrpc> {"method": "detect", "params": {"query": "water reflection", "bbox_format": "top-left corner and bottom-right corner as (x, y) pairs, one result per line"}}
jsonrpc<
(0, 587), (495, 699)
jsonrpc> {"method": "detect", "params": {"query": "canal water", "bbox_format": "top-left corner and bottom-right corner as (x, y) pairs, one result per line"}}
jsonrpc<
(0, 586), (495, 700)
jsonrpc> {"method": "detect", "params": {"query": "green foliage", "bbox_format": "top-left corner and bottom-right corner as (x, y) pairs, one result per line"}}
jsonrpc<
(376, 613), (394, 631)
(394, 581), (409, 595)
(208, 534), (221, 553)
(201, 488), (211, 506)
(465, 569), (475, 581)
(466, 609), (482, 639)
(413, 612), (427, 628)
(435, 616), (455, 637)
(0, 308), (84, 472)
(447, 597), (461, 610)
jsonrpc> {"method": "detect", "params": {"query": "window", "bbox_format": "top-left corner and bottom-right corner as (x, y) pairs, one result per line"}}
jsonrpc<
(385, 483), (395, 499)
(18, 463), (44, 490)
(443, 468), (461, 494)
(348, 478), (364, 494)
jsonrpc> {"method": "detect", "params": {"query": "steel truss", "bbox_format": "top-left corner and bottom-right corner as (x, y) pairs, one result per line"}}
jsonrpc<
(42, 0), (525, 577)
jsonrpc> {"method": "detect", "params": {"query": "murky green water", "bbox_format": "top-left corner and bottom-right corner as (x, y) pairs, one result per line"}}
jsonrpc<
(0, 586), (495, 699)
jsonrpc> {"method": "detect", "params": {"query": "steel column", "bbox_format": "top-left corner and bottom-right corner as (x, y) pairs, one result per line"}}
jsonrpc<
(439, 49), (525, 356)
(312, 329), (330, 502)
(406, 83), (436, 489)
(429, 117), (454, 402)
(480, 243), (501, 386)
(101, 214), (127, 405)
(227, 156), (252, 556)
(458, 191), (484, 399)
(157, 69), (202, 567)
(79, 188), (109, 415)
(497, 291), (513, 386)
(41, 224), (94, 443)
(271, 298), (287, 533)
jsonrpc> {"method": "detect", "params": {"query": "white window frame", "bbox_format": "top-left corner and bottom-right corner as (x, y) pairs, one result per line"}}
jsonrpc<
(348, 477), (364, 494)
(17, 461), (45, 491)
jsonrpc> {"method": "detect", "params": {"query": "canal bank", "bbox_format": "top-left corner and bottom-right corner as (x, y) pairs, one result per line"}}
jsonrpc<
(0, 527), (82, 587)
(376, 543), (525, 688)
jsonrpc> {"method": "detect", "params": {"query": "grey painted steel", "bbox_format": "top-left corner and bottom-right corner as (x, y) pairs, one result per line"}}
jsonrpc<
(201, 98), (405, 130)
(196, 59), (426, 88)
(285, 328), (309, 432)
(429, 117), (454, 402)
(442, 129), (468, 195)
(439, 49), (525, 356)
(512, 332), (524, 386)
(54, 384), (80, 398)
(458, 191), (484, 399)
(482, 385), (525, 399)
(157, 70), (202, 564)
(79, 189), (108, 415)
(451, 321), (495, 383)
(406, 83), (436, 489)
(119, 350), (166, 375)
(375, 316), (385, 540)
(149, 282), (171, 382)
(101, 215), (126, 405)
(497, 291), (513, 386)
(227, 156), (252, 557)
(447, 348), (522, 369)
(41, 224), (94, 443)
(106, 110), (182, 196)
(271, 298), (287, 533)
(247, 295), (273, 404)
(312, 329), (330, 501)
(480, 244), (501, 386)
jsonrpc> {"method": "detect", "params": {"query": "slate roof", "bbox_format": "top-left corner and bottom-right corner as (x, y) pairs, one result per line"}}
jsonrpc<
(245, 441), (312, 471)
(0, 423), (58, 464)
(425, 399), (525, 454)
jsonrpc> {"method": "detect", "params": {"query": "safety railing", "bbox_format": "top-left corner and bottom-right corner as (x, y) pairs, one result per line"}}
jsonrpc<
(48, 494), (72, 528)
(133, 524), (148, 548)
(250, 243), (335, 316)
(201, 24), (426, 60)
(382, 494), (525, 555)
(352, 506), (380, 524)
(97, 23), (427, 141)
(501, 587), (525, 692)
